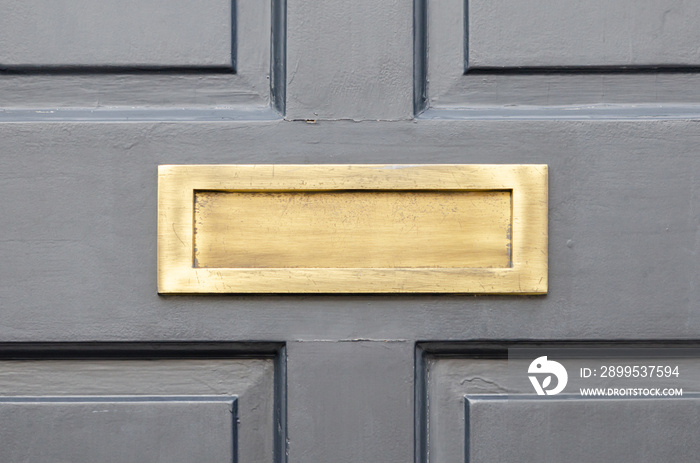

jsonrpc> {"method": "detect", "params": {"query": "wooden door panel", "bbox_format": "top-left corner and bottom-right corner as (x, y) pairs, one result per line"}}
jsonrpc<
(0, 0), (698, 461)
(0, 0), (233, 69)
(420, 0), (700, 111)
(465, 395), (700, 463)
(468, 0), (700, 69)
(418, 343), (700, 463)
(0, 0), (282, 112)
(0, 397), (236, 463)
(0, 344), (284, 463)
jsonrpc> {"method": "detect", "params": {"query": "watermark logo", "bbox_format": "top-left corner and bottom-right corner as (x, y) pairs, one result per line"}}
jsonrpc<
(528, 356), (568, 395)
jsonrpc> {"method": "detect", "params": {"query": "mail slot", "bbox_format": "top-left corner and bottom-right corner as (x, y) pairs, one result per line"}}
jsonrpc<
(158, 164), (547, 293)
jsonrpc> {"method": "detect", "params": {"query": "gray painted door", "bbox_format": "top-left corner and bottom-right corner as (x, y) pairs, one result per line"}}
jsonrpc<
(1, 1), (699, 462)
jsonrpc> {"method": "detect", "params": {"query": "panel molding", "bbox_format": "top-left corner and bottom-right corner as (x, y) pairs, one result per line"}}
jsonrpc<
(416, 341), (700, 463)
(417, 0), (700, 117)
(0, 0), (287, 117)
(0, 342), (287, 463)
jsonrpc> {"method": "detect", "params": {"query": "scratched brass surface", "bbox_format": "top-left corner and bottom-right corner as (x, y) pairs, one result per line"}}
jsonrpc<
(158, 165), (547, 293)
(194, 190), (511, 269)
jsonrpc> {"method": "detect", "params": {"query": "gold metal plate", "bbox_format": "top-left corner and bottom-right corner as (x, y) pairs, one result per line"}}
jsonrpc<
(158, 165), (548, 294)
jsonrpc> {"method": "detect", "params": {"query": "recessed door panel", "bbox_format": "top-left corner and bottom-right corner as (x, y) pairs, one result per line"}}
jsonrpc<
(468, 0), (700, 69)
(0, 397), (236, 463)
(0, 0), (233, 69)
(0, 347), (281, 463)
(465, 395), (700, 463)
(419, 344), (700, 463)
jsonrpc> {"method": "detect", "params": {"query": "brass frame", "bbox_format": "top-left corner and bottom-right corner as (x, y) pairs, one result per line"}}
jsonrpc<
(158, 164), (548, 294)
